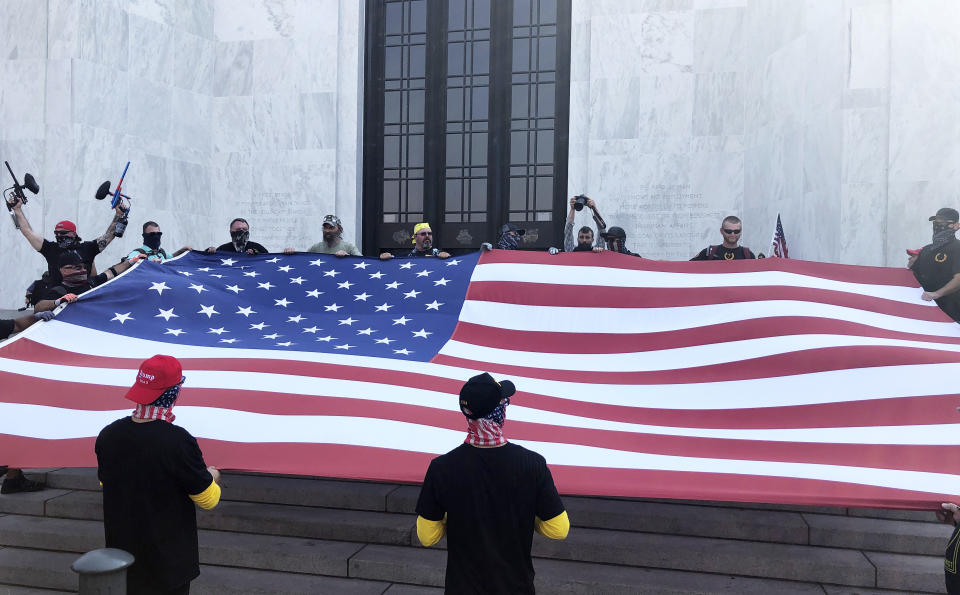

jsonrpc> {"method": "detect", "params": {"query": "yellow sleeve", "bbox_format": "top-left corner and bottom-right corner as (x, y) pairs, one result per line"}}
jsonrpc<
(416, 514), (446, 546)
(535, 510), (570, 540)
(189, 480), (221, 510)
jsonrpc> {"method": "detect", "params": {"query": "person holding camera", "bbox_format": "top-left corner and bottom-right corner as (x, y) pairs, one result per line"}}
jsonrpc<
(380, 223), (450, 260)
(563, 195), (606, 252)
(205, 218), (268, 255)
(691, 216), (755, 261)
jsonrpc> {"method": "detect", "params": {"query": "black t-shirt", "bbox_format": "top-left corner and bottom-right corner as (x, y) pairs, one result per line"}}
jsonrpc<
(912, 239), (960, 322)
(0, 319), (15, 340)
(406, 247), (443, 258)
(945, 523), (960, 594)
(691, 245), (755, 261)
(96, 418), (213, 591)
(215, 241), (269, 254)
(39, 239), (101, 284)
(416, 442), (565, 594)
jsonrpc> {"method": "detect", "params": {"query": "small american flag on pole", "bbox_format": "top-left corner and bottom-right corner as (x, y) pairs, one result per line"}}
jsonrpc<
(2, 250), (960, 509)
(771, 213), (789, 258)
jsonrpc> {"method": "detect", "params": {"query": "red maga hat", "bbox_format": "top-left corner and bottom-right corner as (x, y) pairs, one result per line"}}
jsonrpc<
(54, 220), (77, 233)
(124, 355), (183, 405)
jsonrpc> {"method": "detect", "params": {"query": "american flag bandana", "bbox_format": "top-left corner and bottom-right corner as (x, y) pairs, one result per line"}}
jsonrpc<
(464, 399), (509, 447)
(131, 377), (184, 423)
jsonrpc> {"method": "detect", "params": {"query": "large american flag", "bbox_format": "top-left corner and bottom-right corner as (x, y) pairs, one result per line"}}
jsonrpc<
(3, 249), (960, 509)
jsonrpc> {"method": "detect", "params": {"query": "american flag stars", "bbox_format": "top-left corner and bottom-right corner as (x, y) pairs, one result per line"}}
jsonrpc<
(73, 251), (479, 361)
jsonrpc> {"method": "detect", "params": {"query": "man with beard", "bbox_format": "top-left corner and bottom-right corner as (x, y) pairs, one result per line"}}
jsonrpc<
(127, 221), (192, 263)
(415, 373), (569, 594)
(910, 207), (960, 322)
(379, 222), (451, 259)
(284, 214), (361, 256)
(96, 355), (221, 594)
(34, 251), (145, 312)
(563, 196), (606, 252)
(8, 195), (125, 288)
(205, 218), (269, 255)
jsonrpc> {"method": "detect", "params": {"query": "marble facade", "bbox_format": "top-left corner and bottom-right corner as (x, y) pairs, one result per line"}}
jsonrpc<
(569, 0), (960, 264)
(0, 0), (958, 305)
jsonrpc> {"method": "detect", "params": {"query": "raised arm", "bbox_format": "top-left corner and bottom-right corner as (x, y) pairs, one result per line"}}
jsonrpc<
(10, 202), (43, 251)
(95, 206), (125, 252)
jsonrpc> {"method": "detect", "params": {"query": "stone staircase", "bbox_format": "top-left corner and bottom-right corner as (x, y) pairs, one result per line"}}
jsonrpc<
(0, 468), (951, 593)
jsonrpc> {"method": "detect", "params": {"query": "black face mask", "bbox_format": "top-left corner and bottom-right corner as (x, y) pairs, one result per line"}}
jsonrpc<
(56, 235), (79, 249)
(143, 232), (162, 250)
(933, 221), (953, 234)
(231, 229), (249, 251)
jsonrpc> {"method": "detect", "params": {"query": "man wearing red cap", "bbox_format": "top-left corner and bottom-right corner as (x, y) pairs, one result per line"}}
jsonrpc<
(415, 373), (569, 594)
(8, 194), (124, 292)
(96, 355), (221, 594)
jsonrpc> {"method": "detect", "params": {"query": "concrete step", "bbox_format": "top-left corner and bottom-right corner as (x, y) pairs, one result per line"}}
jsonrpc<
(349, 543), (830, 593)
(864, 550), (947, 593)
(0, 548), (76, 591)
(0, 490), (72, 517)
(191, 564), (390, 594)
(0, 587), (73, 594)
(534, 527), (876, 587)
(42, 491), (416, 546)
(803, 512), (954, 556)
(0, 513), (372, 579)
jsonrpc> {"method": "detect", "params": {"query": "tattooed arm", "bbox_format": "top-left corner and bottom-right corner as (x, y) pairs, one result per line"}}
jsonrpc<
(95, 206), (125, 252)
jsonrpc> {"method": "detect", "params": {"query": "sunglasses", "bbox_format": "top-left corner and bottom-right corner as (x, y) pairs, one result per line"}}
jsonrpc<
(417, 231), (433, 236)
(721, 229), (741, 235)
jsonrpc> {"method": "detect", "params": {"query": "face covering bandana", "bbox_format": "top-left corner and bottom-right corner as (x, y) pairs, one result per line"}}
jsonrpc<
(231, 229), (249, 252)
(465, 398), (509, 447)
(132, 377), (185, 423)
(56, 235), (79, 249)
(932, 223), (956, 249)
(496, 232), (520, 250)
(143, 232), (162, 250)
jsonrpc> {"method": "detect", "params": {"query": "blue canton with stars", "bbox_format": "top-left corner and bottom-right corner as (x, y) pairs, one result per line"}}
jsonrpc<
(56, 251), (481, 362)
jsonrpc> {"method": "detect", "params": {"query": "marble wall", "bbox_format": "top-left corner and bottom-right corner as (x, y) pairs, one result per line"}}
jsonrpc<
(568, 0), (960, 265)
(1, 0), (958, 305)
(0, 0), (363, 306)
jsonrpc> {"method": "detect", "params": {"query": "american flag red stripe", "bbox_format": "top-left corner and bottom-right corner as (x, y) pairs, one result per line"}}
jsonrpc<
(2, 250), (960, 509)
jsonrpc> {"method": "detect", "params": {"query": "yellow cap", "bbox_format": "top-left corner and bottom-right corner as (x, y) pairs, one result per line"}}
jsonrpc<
(412, 222), (431, 243)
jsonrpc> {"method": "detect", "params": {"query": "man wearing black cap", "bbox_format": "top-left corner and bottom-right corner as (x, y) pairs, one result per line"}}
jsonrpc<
(33, 251), (145, 312)
(96, 355), (221, 594)
(415, 373), (569, 594)
(495, 222), (525, 250)
(602, 226), (641, 257)
(910, 207), (960, 322)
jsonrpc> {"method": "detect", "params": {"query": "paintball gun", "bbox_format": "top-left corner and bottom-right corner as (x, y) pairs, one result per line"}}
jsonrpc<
(95, 161), (133, 238)
(3, 161), (39, 229)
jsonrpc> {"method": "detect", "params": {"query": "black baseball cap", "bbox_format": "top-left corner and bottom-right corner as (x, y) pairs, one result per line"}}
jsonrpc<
(601, 226), (627, 240)
(501, 222), (525, 236)
(929, 208), (959, 223)
(58, 251), (84, 267)
(459, 373), (516, 419)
